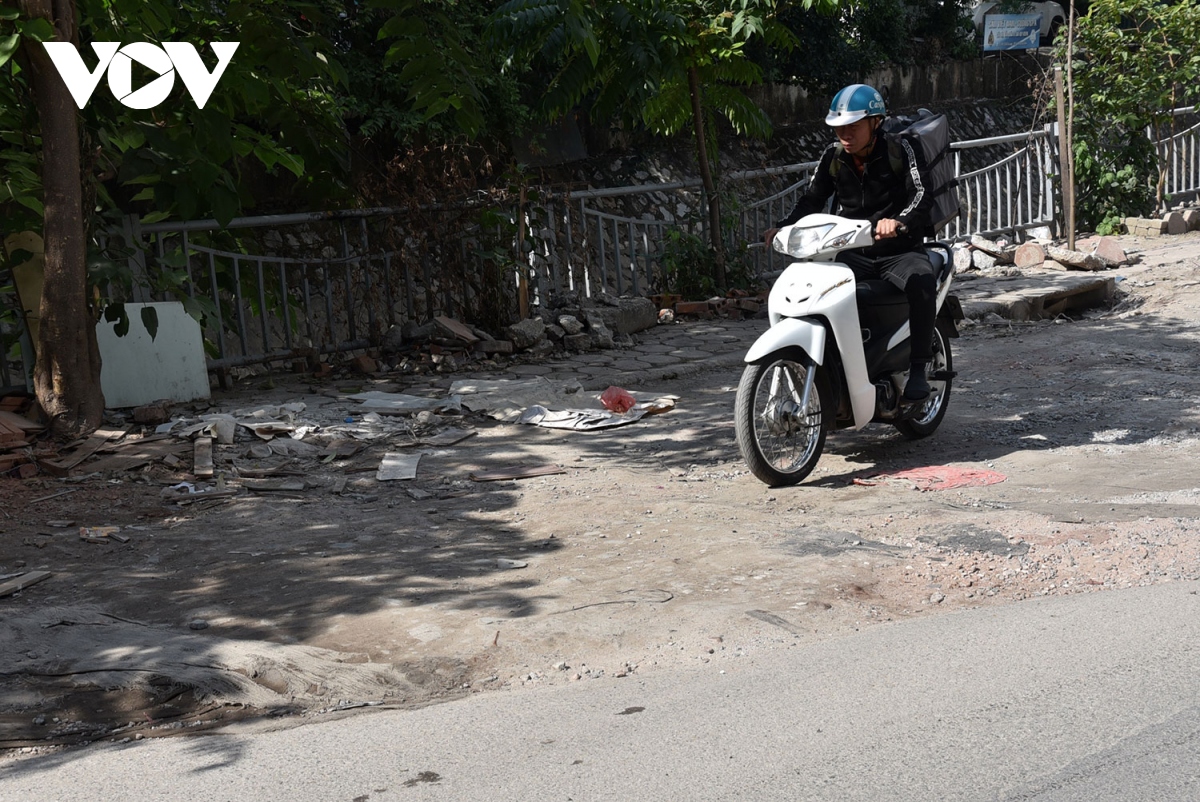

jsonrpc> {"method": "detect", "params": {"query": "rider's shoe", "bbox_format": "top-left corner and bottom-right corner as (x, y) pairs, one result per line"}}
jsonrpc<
(903, 362), (930, 401)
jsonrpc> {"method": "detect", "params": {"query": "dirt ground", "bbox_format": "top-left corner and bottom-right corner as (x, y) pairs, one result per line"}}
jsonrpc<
(4, 230), (1200, 756)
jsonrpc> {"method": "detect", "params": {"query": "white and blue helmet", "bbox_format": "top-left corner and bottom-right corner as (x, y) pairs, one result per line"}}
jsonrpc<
(825, 84), (887, 127)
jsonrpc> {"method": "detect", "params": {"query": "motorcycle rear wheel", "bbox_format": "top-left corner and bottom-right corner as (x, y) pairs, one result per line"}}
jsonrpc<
(735, 351), (833, 487)
(894, 324), (953, 439)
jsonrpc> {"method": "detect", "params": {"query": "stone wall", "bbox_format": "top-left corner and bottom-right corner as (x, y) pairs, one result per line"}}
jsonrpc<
(749, 53), (1050, 129)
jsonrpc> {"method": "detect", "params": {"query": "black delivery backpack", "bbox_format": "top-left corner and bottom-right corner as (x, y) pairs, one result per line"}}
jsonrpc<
(881, 109), (961, 237)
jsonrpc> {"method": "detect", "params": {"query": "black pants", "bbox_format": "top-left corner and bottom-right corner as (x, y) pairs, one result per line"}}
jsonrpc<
(841, 249), (937, 363)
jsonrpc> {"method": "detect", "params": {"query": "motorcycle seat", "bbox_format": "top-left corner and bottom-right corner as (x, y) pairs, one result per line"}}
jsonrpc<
(856, 245), (950, 309)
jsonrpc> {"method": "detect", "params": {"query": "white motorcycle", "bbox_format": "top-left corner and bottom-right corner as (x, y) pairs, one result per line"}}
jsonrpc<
(735, 214), (963, 487)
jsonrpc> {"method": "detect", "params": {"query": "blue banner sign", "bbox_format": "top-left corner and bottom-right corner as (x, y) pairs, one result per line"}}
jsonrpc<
(983, 14), (1041, 51)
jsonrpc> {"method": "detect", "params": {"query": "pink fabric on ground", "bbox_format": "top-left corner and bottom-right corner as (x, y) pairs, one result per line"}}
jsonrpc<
(852, 466), (1007, 491)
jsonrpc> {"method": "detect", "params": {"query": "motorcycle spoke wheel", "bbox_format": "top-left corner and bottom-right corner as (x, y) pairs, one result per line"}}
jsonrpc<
(735, 355), (831, 487)
(895, 325), (953, 439)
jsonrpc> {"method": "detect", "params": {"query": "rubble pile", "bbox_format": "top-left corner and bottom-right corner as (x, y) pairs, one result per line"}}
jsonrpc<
(952, 233), (1135, 277)
(335, 295), (662, 382)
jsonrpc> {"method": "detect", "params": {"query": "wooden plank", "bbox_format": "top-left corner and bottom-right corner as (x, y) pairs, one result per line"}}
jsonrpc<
(86, 441), (190, 473)
(0, 410), (42, 432)
(0, 570), (52, 598)
(0, 453), (29, 472)
(434, 315), (480, 343)
(44, 426), (129, 471)
(469, 464), (565, 482)
(241, 478), (306, 492)
(193, 436), (214, 478)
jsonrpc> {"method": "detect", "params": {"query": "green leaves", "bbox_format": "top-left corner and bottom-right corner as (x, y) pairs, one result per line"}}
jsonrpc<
(0, 34), (18, 68)
(14, 17), (54, 42)
(376, 0), (490, 137)
(1062, 0), (1200, 226)
(3, 0), (349, 237)
(489, 0), (785, 141)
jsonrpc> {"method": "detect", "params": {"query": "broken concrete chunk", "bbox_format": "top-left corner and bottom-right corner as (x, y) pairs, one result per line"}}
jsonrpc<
(352, 354), (378, 374)
(132, 401), (172, 425)
(505, 317), (546, 350)
(972, 251), (997, 271)
(1089, 236), (1128, 267)
(557, 315), (584, 336)
(952, 247), (974, 273)
(583, 296), (657, 335)
(585, 318), (615, 349)
(381, 324), (406, 354)
(564, 333), (591, 351)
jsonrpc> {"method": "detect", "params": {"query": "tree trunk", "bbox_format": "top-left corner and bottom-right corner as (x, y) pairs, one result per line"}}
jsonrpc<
(21, 0), (104, 437)
(688, 66), (726, 289)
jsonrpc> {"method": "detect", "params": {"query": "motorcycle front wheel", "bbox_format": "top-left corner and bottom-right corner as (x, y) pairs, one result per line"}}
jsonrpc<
(735, 351), (833, 487)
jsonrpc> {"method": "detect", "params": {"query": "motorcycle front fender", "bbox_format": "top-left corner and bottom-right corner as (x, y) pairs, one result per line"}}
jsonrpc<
(745, 317), (827, 365)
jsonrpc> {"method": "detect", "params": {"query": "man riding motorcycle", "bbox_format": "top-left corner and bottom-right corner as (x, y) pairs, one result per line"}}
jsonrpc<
(762, 84), (938, 401)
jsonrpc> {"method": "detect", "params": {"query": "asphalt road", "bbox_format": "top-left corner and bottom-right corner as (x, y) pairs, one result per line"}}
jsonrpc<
(4, 580), (1199, 801)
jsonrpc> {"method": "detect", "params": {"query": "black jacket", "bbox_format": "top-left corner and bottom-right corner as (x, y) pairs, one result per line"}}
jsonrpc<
(777, 129), (934, 256)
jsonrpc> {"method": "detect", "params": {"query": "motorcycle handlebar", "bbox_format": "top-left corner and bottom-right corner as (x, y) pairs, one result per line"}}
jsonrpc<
(872, 220), (909, 238)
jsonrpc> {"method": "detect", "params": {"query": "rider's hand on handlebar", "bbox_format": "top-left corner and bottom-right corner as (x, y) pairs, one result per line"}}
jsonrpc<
(874, 218), (907, 240)
(763, 227), (779, 248)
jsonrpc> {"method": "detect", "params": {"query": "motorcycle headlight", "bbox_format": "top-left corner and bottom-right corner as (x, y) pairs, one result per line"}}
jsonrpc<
(779, 224), (835, 259)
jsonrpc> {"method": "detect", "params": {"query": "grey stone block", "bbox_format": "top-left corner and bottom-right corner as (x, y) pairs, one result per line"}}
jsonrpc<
(586, 297), (657, 335)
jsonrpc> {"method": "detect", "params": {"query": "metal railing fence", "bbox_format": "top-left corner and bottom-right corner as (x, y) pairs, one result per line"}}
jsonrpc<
(1158, 107), (1200, 206)
(104, 203), (520, 373)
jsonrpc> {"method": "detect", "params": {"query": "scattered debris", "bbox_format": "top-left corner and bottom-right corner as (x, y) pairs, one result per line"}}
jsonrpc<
(348, 391), (460, 415)
(42, 427), (127, 472)
(600, 386), (637, 414)
(450, 377), (586, 422)
(520, 395), (676, 431)
(79, 526), (121, 540)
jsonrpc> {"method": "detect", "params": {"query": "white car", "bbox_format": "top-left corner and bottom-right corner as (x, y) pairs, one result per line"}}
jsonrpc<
(972, 1), (1067, 44)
